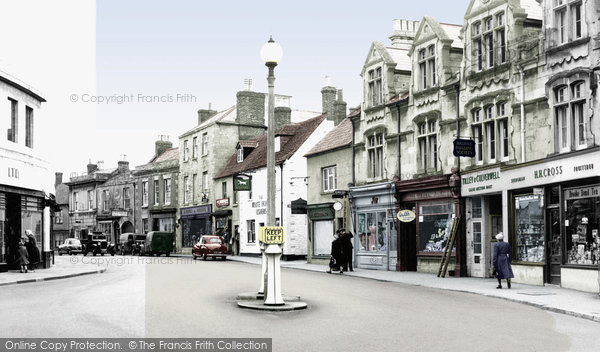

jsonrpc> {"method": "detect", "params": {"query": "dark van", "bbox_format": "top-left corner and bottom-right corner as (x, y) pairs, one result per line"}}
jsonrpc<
(143, 231), (174, 257)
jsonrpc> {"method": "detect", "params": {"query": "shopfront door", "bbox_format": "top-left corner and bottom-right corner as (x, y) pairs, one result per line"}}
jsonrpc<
(547, 207), (561, 285)
(387, 218), (397, 270)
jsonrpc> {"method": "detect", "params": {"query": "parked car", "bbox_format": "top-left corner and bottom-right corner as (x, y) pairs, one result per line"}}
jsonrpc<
(119, 233), (135, 255)
(132, 234), (147, 256)
(141, 231), (173, 257)
(57, 238), (83, 255)
(83, 233), (116, 256)
(192, 235), (227, 260)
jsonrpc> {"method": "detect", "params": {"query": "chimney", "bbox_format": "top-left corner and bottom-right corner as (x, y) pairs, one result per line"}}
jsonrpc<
(87, 162), (98, 175)
(198, 103), (217, 125)
(321, 76), (337, 121)
(274, 106), (291, 132)
(389, 19), (420, 50)
(55, 172), (63, 186)
(118, 161), (130, 173)
(333, 89), (347, 126)
(236, 90), (265, 138)
(155, 135), (173, 158)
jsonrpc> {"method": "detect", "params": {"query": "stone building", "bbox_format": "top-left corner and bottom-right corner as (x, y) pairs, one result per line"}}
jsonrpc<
(0, 69), (52, 270)
(349, 19), (419, 271)
(53, 172), (70, 247)
(132, 137), (179, 236)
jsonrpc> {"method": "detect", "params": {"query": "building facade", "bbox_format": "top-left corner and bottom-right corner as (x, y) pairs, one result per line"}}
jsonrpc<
(53, 172), (70, 248)
(0, 70), (51, 271)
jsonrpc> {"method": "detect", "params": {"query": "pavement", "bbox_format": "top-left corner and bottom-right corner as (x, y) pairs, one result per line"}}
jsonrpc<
(1, 254), (599, 323)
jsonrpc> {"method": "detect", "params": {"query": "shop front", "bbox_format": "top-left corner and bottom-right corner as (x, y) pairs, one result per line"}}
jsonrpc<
(150, 208), (176, 233)
(349, 182), (397, 271)
(180, 204), (212, 251)
(306, 203), (335, 264)
(395, 175), (462, 275)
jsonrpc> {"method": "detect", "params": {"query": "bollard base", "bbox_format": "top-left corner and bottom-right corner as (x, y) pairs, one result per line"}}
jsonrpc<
(236, 292), (301, 301)
(237, 300), (307, 311)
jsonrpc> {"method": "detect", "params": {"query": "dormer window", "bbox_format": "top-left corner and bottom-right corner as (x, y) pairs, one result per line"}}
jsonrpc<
(275, 136), (281, 152)
(368, 67), (382, 106)
(418, 45), (436, 90)
(236, 147), (244, 163)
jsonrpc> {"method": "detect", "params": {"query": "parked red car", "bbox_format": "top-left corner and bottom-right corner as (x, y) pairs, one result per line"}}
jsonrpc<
(192, 235), (227, 260)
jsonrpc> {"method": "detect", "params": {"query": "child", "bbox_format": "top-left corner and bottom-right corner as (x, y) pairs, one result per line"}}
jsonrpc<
(15, 241), (30, 273)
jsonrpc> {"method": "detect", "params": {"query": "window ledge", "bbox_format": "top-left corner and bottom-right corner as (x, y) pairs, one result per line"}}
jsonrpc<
(546, 36), (590, 55)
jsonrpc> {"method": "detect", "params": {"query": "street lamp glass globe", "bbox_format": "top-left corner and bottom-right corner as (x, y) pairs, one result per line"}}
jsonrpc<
(260, 37), (283, 64)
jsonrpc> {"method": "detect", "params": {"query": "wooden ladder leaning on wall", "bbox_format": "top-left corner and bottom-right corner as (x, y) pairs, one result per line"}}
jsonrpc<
(437, 216), (461, 278)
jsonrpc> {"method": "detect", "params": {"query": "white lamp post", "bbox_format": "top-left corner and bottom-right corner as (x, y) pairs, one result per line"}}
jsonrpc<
(260, 36), (284, 305)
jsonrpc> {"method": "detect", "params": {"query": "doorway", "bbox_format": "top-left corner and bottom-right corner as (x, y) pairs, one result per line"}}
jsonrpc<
(547, 207), (561, 285)
(398, 203), (417, 271)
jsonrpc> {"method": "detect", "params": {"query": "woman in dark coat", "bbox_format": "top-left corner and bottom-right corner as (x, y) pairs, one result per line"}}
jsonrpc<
(493, 232), (514, 289)
(25, 230), (41, 272)
(15, 241), (29, 273)
(327, 230), (344, 274)
(341, 231), (354, 272)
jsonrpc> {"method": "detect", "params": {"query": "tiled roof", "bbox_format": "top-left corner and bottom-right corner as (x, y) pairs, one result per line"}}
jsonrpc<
(347, 107), (361, 118)
(179, 105), (236, 138)
(153, 147), (179, 163)
(439, 23), (463, 49)
(215, 114), (326, 179)
(386, 92), (410, 106)
(304, 118), (352, 157)
(385, 47), (411, 71)
(520, 0), (542, 21)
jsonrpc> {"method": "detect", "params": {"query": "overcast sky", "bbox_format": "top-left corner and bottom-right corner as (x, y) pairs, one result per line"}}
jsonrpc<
(1, 0), (465, 179)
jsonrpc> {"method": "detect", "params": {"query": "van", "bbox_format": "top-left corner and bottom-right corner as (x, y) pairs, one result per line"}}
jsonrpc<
(143, 231), (174, 257)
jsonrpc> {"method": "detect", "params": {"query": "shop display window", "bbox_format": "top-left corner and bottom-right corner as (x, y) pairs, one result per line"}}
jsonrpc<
(313, 220), (334, 256)
(418, 202), (455, 253)
(515, 194), (545, 262)
(357, 211), (387, 252)
(564, 186), (600, 265)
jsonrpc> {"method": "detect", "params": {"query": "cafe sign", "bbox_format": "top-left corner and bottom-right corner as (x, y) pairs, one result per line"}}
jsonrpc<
(397, 209), (416, 223)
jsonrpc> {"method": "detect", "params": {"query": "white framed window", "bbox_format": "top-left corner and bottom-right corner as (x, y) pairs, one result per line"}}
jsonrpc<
(554, 81), (589, 152)
(142, 181), (148, 206)
(154, 179), (160, 205)
(192, 174), (197, 203)
(322, 166), (337, 192)
(418, 120), (438, 171)
(7, 98), (18, 143)
(472, 109), (483, 164)
(103, 190), (109, 210)
(55, 210), (63, 224)
(247, 220), (256, 243)
(202, 133), (208, 156)
(368, 67), (382, 106)
(192, 137), (198, 159)
(183, 140), (189, 162)
(237, 148), (244, 163)
(202, 172), (208, 192)
(164, 178), (171, 205)
(418, 46), (436, 90)
(123, 187), (130, 209)
(73, 191), (79, 211)
(368, 133), (384, 178)
(87, 190), (93, 210)
(553, 0), (584, 45)
(498, 102), (509, 161)
(472, 14), (505, 71)
(184, 176), (190, 204)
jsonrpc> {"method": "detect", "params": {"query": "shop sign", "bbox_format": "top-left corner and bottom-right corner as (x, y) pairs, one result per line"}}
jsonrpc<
(461, 168), (501, 195)
(307, 204), (334, 220)
(453, 139), (476, 157)
(259, 226), (285, 244)
(397, 209), (416, 223)
(216, 198), (229, 207)
(233, 174), (252, 191)
(564, 185), (600, 200)
(180, 204), (212, 217)
(111, 210), (128, 217)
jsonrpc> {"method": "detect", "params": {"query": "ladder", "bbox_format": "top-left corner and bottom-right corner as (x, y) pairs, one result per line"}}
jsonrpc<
(437, 216), (460, 278)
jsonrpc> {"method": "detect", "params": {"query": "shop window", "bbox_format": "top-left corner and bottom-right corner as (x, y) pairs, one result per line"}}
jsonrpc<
(418, 202), (455, 253)
(313, 220), (334, 256)
(564, 185), (599, 265)
(357, 211), (387, 252)
(515, 194), (545, 262)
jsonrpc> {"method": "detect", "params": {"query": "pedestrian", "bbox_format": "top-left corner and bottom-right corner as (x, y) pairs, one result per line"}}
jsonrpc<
(326, 230), (344, 274)
(341, 230), (354, 272)
(25, 230), (41, 272)
(15, 240), (29, 273)
(493, 232), (514, 289)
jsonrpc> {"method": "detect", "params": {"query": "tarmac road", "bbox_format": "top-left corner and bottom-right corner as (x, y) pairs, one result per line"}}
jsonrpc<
(1, 256), (599, 352)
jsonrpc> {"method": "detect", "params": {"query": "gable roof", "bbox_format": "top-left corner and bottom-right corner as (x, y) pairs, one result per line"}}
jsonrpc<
(385, 47), (412, 71)
(153, 147), (179, 163)
(410, 17), (463, 56)
(215, 114), (326, 179)
(465, 0), (542, 22)
(304, 117), (352, 158)
(362, 42), (401, 74)
(180, 105), (236, 138)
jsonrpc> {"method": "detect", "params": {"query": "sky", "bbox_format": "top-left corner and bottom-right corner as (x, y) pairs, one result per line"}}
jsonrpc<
(1, 0), (466, 179)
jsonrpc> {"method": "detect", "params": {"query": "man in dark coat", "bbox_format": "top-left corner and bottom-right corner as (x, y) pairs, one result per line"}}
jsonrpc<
(25, 230), (41, 272)
(493, 232), (514, 289)
(341, 231), (354, 272)
(327, 230), (344, 274)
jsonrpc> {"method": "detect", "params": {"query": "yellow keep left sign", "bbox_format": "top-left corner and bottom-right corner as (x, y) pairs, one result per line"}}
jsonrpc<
(259, 226), (285, 244)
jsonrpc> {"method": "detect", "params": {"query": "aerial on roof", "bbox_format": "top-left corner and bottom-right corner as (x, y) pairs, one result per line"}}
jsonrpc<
(215, 114), (326, 179)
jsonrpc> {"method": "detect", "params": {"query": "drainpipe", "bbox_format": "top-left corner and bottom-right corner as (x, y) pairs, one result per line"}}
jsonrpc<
(517, 65), (526, 163)
(351, 114), (356, 186)
(280, 164), (284, 227)
(396, 102), (402, 180)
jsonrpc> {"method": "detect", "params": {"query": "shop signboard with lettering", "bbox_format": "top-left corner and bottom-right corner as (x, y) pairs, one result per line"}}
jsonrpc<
(453, 139), (476, 157)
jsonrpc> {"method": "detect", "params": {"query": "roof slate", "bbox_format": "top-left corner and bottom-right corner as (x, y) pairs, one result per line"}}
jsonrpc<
(304, 118), (352, 157)
(215, 114), (326, 179)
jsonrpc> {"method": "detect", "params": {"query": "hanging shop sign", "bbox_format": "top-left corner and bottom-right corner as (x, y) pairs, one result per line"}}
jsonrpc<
(233, 174), (252, 191)
(397, 209), (416, 223)
(453, 138), (476, 157)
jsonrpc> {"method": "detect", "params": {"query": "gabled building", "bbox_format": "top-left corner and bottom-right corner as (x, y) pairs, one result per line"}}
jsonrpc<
(132, 136), (179, 237)
(350, 19), (419, 271)
(393, 17), (465, 275)
(215, 112), (338, 259)
(304, 115), (354, 265)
